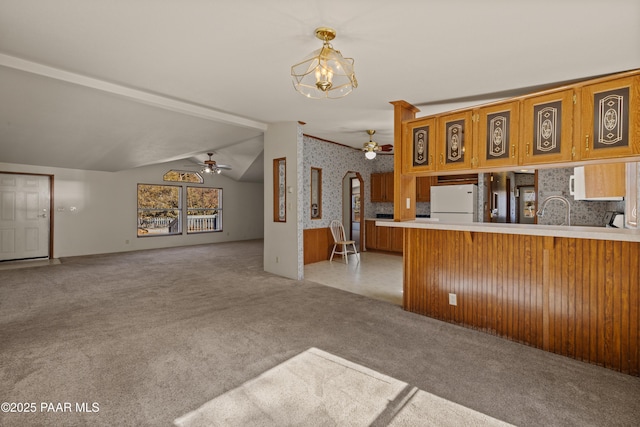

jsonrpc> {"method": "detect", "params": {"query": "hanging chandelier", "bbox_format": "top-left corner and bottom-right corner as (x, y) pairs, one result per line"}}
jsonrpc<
(362, 130), (381, 160)
(291, 27), (357, 99)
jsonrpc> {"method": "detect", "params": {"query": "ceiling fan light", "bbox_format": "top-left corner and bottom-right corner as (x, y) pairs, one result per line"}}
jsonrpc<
(363, 129), (380, 159)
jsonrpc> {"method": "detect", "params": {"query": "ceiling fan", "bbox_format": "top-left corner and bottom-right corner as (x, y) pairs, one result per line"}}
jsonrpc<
(362, 130), (393, 159)
(192, 152), (232, 174)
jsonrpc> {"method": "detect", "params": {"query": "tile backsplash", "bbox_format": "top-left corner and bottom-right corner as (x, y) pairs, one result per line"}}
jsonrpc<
(538, 167), (625, 227)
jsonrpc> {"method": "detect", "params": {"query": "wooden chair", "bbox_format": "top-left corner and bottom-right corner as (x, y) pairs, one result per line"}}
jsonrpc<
(329, 220), (360, 264)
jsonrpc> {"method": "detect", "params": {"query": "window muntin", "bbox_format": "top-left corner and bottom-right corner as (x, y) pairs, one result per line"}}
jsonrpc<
(187, 187), (222, 233)
(137, 184), (182, 236)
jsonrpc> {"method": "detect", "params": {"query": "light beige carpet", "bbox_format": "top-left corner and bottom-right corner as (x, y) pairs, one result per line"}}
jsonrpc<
(174, 348), (513, 427)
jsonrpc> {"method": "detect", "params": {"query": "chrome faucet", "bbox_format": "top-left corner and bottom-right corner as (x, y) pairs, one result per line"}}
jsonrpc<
(537, 195), (571, 226)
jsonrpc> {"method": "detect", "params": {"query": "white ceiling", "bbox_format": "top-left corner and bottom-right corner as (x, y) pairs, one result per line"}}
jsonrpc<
(1, 0), (639, 181)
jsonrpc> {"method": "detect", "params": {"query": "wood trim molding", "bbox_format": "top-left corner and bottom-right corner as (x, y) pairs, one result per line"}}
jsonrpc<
(303, 227), (333, 264)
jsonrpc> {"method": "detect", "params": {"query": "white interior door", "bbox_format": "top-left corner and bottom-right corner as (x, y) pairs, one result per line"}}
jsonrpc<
(0, 173), (50, 261)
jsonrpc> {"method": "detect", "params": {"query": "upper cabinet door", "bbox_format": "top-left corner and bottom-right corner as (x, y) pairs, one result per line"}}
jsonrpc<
(436, 110), (473, 171)
(370, 172), (385, 202)
(520, 88), (575, 165)
(578, 74), (640, 161)
(475, 101), (520, 168)
(403, 117), (436, 173)
(415, 176), (432, 202)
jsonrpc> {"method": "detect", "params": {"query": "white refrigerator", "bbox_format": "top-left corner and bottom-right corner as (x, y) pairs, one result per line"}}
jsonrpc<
(430, 184), (478, 223)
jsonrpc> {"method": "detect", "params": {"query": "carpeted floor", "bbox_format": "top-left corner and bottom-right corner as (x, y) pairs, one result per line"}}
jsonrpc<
(1, 239), (638, 426)
(174, 347), (514, 427)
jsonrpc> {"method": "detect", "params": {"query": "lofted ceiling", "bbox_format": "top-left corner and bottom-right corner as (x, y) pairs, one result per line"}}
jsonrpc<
(1, 0), (639, 181)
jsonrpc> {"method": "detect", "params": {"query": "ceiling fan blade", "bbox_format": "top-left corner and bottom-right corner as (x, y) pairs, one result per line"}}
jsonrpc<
(216, 165), (232, 170)
(380, 144), (394, 152)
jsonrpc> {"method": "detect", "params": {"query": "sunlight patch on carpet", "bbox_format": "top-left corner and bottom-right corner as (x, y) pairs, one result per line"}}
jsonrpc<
(174, 348), (513, 427)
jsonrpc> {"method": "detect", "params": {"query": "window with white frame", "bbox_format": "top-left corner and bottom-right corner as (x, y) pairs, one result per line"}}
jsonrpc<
(137, 182), (222, 237)
(137, 184), (182, 236)
(187, 187), (222, 233)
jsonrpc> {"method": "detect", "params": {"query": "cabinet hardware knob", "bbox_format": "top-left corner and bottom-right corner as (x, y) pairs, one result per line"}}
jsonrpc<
(526, 143), (530, 156)
(511, 144), (516, 158)
(439, 153), (444, 165)
(585, 135), (590, 151)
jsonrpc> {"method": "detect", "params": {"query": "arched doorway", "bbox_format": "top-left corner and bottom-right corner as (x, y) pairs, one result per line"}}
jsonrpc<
(342, 171), (364, 251)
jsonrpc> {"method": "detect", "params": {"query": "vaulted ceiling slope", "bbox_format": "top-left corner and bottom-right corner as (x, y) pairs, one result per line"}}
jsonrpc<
(1, 1), (639, 180)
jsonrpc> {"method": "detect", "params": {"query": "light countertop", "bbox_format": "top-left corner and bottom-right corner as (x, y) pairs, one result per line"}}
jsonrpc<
(376, 219), (640, 242)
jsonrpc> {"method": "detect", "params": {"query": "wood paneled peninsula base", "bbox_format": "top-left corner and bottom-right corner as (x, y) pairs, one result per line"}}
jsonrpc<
(379, 220), (640, 376)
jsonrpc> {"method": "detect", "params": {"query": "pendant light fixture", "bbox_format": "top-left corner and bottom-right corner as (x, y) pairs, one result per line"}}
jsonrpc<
(291, 27), (357, 99)
(362, 130), (381, 160)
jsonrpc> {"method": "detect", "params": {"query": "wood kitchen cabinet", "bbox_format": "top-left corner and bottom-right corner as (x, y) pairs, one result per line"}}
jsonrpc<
(521, 88), (575, 165)
(474, 100), (520, 168)
(365, 219), (402, 253)
(393, 69), (640, 225)
(570, 163), (626, 200)
(376, 226), (391, 250)
(371, 173), (384, 201)
(416, 176), (433, 202)
(583, 163), (626, 198)
(577, 74), (640, 160)
(436, 110), (474, 171)
(371, 172), (394, 202)
(390, 227), (403, 252)
(403, 117), (436, 173)
(365, 220), (377, 250)
(376, 226), (403, 252)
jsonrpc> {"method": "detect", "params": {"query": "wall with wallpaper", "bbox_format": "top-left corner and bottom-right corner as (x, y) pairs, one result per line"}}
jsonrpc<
(537, 167), (625, 227)
(302, 135), (395, 229)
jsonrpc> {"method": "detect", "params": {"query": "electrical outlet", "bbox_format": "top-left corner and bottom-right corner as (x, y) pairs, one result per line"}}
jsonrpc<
(449, 293), (457, 306)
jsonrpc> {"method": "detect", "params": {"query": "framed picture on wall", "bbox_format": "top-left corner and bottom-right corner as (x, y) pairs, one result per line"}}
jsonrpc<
(310, 167), (322, 219)
(273, 158), (286, 222)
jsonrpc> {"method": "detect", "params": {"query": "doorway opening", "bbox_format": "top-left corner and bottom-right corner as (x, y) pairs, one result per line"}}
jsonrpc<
(516, 185), (537, 224)
(487, 171), (537, 224)
(342, 171), (364, 251)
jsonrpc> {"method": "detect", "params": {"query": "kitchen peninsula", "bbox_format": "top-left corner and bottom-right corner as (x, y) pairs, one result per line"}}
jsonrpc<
(380, 220), (639, 375)
(386, 70), (640, 376)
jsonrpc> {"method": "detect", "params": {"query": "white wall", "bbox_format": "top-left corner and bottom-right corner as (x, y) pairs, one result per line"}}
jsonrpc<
(0, 160), (264, 258)
(263, 122), (302, 280)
